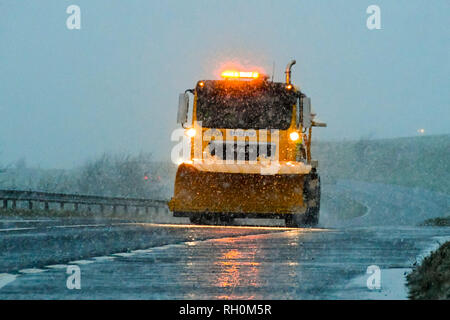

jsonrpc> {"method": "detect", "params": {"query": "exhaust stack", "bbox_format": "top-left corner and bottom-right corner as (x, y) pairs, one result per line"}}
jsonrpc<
(285, 59), (296, 84)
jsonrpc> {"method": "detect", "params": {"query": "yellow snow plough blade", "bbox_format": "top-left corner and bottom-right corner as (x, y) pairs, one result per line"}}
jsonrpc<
(168, 163), (306, 217)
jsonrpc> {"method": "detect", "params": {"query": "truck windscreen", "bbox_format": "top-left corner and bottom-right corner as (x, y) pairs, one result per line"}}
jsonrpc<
(196, 81), (296, 130)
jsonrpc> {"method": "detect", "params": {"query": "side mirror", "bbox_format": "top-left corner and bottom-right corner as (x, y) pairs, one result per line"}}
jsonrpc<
(177, 93), (189, 125)
(302, 96), (312, 128)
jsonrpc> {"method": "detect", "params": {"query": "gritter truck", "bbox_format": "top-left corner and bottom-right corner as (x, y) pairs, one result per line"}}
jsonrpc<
(168, 60), (326, 227)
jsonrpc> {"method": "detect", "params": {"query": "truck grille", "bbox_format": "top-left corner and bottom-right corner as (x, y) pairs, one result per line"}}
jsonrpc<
(208, 141), (277, 161)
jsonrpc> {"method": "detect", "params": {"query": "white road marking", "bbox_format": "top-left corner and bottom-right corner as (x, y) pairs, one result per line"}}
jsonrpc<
(0, 223), (126, 233)
(127, 222), (301, 231)
(0, 224), (109, 233)
(0, 227), (35, 232)
(113, 252), (135, 257)
(152, 244), (185, 251)
(68, 260), (95, 265)
(131, 249), (153, 254)
(45, 264), (68, 269)
(0, 273), (17, 289)
(0, 219), (54, 223)
(92, 256), (115, 261)
(52, 224), (108, 229)
(19, 268), (47, 274)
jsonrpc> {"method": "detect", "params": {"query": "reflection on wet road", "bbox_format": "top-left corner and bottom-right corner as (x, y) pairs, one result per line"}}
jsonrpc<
(0, 180), (449, 299)
(1, 222), (448, 299)
(0, 226), (327, 299)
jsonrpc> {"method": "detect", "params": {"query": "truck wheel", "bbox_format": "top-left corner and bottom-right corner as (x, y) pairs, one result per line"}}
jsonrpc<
(303, 172), (320, 226)
(303, 207), (319, 226)
(219, 214), (234, 225)
(285, 215), (299, 228)
(285, 213), (312, 228)
(189, 214), (202, 224)
(189, 213), (229, 225)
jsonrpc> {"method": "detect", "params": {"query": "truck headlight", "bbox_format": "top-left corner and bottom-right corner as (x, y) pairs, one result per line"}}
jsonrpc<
(289, 132), (300, 141)
(186, 128), (196, 137)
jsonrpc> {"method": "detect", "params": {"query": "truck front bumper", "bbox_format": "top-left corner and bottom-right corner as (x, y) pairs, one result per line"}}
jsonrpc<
(168, 163), (308, 215)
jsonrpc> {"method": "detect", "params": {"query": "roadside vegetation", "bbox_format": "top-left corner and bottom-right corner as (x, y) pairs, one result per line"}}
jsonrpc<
(0, 153), (174, 200)
(314, 134), (450, 195)
(407, 241), (450, 299)
(420, 216), (450, 227)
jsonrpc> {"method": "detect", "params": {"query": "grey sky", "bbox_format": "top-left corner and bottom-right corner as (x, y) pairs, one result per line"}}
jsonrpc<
(0, 0), (449, 169)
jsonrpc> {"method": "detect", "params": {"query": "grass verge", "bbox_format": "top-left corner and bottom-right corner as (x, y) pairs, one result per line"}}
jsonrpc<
(407, 241), (450, 299)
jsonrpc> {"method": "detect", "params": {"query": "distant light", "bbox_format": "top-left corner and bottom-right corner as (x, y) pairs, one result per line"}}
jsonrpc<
(221, 70), (259, 79)
(417, 128), (425, 134)
(198, 81), (205, 87)
(286, 84), (293, 90)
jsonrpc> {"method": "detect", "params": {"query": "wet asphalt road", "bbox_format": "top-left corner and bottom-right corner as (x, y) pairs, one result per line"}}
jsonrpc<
(0, 180), (449, 299)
